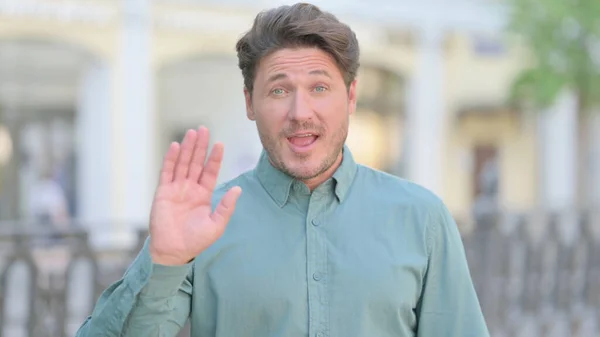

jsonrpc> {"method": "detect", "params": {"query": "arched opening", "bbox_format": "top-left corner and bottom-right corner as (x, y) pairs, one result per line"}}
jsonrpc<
(0, 38), (107, 227)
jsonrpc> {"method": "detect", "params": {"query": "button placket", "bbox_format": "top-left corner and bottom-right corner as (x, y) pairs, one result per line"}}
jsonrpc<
(306, 191), (330, 337)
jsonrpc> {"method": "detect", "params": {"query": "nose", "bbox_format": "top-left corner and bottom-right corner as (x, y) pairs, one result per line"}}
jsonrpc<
(288, 89), (313, 121)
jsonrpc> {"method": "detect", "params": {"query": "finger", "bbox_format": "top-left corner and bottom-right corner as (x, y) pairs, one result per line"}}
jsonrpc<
(174, 130), (198, 181)
(198, 142), (224, 191)
(159, 142), (180, 185)
(210, 186), (242, 225)
(187, 126), (210, 181)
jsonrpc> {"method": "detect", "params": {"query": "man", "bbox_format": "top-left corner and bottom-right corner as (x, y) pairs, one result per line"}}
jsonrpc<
(76, 3), (489, 336)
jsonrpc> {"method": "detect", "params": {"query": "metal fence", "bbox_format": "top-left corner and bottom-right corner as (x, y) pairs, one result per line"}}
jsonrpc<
(464, 210), (600, 337)
(0, 211), (598, 337)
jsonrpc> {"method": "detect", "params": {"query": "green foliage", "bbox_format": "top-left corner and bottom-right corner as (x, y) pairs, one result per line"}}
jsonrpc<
(507, 0), (600, 112)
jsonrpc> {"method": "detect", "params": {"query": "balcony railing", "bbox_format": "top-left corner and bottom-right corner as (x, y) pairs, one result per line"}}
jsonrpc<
(0, 210), (598, 337)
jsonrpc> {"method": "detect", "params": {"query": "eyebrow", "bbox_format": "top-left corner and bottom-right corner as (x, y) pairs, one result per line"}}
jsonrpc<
(308, 69), (332, 78)
(266, 69), (332, 83)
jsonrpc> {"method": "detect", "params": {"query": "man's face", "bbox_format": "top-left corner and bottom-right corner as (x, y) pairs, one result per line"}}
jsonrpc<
(245, 47), (357, 181)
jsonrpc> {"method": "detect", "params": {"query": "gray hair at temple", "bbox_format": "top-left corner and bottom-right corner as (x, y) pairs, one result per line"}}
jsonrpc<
(235, 2), (360, 95)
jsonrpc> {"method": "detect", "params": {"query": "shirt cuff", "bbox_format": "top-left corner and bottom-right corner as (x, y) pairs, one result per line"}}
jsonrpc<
(124, 237), (193, 298)
(140, 262), (192, 297)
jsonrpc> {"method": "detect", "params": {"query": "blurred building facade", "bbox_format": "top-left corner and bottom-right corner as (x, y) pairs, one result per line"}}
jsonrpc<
(0, 0), (598, 240)
(2, 2), (600, 336)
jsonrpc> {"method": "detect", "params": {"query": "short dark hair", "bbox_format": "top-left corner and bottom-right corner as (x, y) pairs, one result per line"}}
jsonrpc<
(235, 2), (360, 94)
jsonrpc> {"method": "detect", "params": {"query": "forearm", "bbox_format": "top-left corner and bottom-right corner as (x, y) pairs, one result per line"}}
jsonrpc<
(76, 239), (192, 337)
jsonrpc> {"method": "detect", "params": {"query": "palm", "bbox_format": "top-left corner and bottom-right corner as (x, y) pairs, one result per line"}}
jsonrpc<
(149, 127), (241, 265)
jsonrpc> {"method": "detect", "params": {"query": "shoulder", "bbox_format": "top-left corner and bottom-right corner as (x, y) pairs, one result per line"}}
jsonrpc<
(354, 164), (446, 215)
(351, 165), (455, 255)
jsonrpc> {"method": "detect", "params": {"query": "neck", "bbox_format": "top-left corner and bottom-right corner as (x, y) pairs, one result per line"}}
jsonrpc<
(302, 151), (343, 191)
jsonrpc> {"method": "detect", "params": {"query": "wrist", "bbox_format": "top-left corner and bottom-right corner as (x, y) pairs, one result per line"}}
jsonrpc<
(149, 247), (193, 266)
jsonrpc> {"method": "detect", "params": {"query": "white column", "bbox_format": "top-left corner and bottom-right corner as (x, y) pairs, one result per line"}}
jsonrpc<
(76, 62), (112, 224)
(538, 91), (578, 211)
(405, 26), (445, 195)
(589, 112), (600, 206)
(116, 0), (154, 228)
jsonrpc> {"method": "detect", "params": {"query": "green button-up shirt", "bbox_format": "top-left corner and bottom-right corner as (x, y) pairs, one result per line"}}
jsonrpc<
(76, 146), (489, 337)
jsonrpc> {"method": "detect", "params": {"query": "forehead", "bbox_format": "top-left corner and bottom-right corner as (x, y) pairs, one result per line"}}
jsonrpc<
(256, 47), (343, 80)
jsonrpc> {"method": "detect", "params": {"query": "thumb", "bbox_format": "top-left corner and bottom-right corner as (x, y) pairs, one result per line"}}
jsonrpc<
(210, 186), (242, 225)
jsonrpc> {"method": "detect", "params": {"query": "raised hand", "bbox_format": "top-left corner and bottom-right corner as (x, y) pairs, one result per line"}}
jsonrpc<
(148, 126), (242, 265)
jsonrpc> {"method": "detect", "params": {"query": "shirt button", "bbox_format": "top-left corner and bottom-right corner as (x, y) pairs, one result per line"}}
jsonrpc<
(311, 219), (320, 226)
(313, 272), (323, 281)
(316, 333), (324, 337)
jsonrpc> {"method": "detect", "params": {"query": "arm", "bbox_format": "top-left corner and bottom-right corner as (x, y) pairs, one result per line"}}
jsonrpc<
(416, 202), (489, 337)
(75, 127), (240, 336)
(75, 238), (192, 337)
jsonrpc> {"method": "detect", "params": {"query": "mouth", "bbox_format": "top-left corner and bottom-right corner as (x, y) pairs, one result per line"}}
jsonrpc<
(287, 133), (319, 152)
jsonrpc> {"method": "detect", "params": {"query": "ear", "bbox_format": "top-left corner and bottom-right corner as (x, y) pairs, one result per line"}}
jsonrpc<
(348, 79), (358, 116)
(244, 87), (255, 121)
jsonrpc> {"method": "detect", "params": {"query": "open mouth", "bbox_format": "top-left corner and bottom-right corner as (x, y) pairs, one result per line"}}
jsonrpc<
(287, 133), (319, 151)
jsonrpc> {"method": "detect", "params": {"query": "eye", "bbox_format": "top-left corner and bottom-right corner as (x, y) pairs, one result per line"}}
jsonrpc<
(314, 85), (328, 93)
(272, 88), (286, 96)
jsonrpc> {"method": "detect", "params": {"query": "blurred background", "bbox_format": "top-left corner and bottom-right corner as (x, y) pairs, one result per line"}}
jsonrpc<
(0, 0), (598, 336)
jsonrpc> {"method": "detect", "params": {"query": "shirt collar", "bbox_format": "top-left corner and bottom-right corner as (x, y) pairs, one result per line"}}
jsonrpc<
(254, 145), (358, 207)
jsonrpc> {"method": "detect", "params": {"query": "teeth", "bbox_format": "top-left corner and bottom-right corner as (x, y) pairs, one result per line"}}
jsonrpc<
(297, 134), (313, 137)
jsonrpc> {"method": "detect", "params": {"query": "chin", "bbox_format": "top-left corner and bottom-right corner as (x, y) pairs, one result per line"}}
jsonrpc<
(271, 146), (331, 179)
(284, 159), (325, 180)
